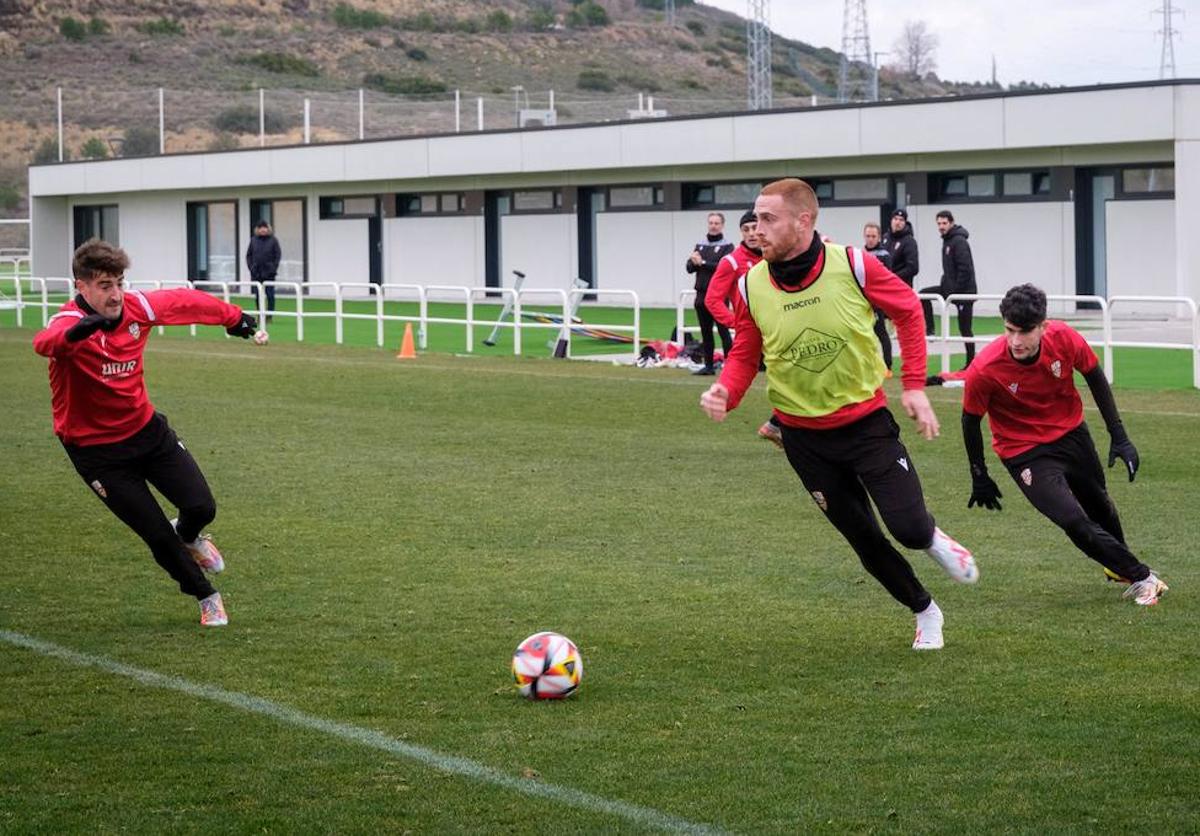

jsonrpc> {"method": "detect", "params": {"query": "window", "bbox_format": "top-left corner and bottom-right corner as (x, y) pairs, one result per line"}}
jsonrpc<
(186, 201), (238, 283)
(833, 178), (888, 202)
(1122, 167), (1174, 195)
(812, 180), (834, 201)
(73, 204), (119, 248)
(396, 192), (467, 216)
(1002, 172), (1032, 195)
(512, 190), (556, 212)
(967, 174), (996, 197)
(684, 181), (761, 208)
(939, 176), (967, 197)
(608, 186), (658, 208)
(319, 195), (377, 219)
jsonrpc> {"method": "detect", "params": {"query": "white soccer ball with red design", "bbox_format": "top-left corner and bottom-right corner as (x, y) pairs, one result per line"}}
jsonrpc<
(511, 631), (582, 700)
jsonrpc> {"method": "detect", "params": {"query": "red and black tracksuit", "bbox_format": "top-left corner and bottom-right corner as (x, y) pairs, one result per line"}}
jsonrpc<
(33, 289), (244, 599)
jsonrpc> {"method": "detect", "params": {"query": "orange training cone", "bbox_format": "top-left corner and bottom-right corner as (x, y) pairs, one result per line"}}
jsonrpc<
(396, 322), (417, 359)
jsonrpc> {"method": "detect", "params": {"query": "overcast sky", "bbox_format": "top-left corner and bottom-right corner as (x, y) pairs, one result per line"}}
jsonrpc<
(700, 0), (1196, 87)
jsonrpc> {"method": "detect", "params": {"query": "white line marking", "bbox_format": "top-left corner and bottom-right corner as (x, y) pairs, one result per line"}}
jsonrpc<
(0, 630), (724, 835)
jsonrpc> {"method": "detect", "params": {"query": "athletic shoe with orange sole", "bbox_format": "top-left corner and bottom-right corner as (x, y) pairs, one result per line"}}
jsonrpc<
(757, 420), (784, 450)
(171, 518), (225, 574)
(199, 592), (228, 627)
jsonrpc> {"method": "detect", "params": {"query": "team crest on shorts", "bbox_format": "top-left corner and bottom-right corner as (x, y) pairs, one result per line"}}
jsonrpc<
(128, 322), (140, 339)
(1050, 360), (1062, 378)
(1020, 468), (1033, 486)
(90, 479), (107, 498)
(811, 491), (828, 511)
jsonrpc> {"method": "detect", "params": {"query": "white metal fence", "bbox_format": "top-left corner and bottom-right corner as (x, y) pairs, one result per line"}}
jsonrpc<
(2, 277), (641, 363)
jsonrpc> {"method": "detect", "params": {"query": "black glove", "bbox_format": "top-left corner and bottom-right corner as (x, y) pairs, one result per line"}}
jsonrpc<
(1108, 433), (1139, 482)
(968, 472), (1003, 510)
(226, 312), (258, 339)
(66, 313), (111, 342)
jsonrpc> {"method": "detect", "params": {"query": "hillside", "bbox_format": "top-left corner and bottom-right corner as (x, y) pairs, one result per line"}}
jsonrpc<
(0, 0), (1008, 242)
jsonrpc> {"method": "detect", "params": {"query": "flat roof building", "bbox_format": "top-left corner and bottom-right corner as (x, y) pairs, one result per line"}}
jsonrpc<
(28, 79), (1198, 311)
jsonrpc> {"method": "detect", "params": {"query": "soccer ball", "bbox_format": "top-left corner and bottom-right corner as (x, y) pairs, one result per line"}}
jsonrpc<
(511, 631), (582, 700)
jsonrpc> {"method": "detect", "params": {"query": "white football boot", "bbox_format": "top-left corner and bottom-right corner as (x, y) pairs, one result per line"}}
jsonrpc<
(912, 600), (944, 651)
(925, 527), (978, 584)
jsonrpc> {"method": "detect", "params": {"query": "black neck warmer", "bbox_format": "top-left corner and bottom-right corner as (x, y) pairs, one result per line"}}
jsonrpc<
(768, 233), (823, 288)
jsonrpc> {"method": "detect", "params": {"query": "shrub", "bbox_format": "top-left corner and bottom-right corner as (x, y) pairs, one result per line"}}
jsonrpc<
(59, 17), (87, 41)
(79, 137), (110, 159)
(685, 20), (704, 36)
(576, 69), (615, 91)
(136, 18), (185, 36)
(406, 11), (439, 31)
(32, 137), (63, 164)
(212, 104), (291, 134)
(567, 2), (609, 26)
(121, 126), (160, 157)
(486, 10), (513, 32)
(405, 47), (427, 61)
(361, 73), (447, 95)
(128, 50), (144, 64)
(618, 73), (661, 92)
(331, 3), (390, 29)
(207, 133), (240, 152)
(237, 51), (320, 77)
(527, 6), (555, 30)
(218, 24), (236, 37)
(88, 17), (111, 36)
(0, 184), (20, 211)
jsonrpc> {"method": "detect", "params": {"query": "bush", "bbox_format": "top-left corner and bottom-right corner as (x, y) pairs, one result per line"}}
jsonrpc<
(128, 51), (144, 64)
(362, 72), (447, 95)
(527, 6), (555, 29)
(121, 126), (160, 157)
(59, 17), (87, 41)
(404, 11), (439, 31)
(685, 20), (704, 36)
(618, 74), (662, 93)
(567, 2), (609, 26)
(237, 51), (320, 77)
(0, 184), (20, 211)
(577, 69), (615, 91)
(212, 105), (291, 134)
(405, 47), (427, 61)
(79, 137), (110, 159)
(486, 10), (513, 32)
(88, 17), (111, 36)
(136, 18), (185, 36)
(32, 137), (63, 164)
(331, 3), (390, 29)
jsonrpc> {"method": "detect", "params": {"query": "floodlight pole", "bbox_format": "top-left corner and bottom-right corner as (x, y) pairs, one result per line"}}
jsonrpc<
(871, 51), (888, 102)
(258, 88), (265, 147)
(454, 89), (461, 133)
(158, 87), (165, 154)
(358, 88), (364, 140)
(477, 96), (484, 131)
(56, 86), (63, 162)
(303, 98), (310, 144)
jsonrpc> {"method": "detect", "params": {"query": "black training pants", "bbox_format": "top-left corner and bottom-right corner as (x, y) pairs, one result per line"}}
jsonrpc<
(1002, 423), (1149, 582)
(64, 413), (218, 599)
(873, 309), (893, 369)
(694, 287), (732, 370)
(780, 409), (935, 612)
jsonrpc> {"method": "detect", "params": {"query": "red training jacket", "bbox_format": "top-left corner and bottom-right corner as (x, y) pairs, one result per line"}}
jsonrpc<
(717, 244), (927, 430)
(32, 288), (244, 446)
(704, 242), (762, 329)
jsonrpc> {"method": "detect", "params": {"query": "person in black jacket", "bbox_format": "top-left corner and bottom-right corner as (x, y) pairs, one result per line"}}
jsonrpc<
(245, 220), (282, 323)
(882, 208), (919, 287)
(686, 212), (735, 375)
(920, 210), (978, 367)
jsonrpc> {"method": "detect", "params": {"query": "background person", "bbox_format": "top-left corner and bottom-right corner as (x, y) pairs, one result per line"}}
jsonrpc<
(246, 220), (282, 324)
(33, 239), (260, 626)
(920, 210), (977, 368)
(881, 208), (919, 288)
(961, 283), (1167, 606)
(863, 221), (894, 372)
(686, 212), (735, 375)
(699, 178), (978, 651)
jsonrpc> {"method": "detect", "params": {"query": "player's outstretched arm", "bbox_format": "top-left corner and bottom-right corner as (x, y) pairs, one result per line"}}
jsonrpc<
(1082, 366), (1138, 482)
(961, 410), (1002, 510)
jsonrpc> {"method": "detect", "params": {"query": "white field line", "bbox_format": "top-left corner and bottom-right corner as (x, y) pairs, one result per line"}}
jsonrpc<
(0, 629), (725, 835)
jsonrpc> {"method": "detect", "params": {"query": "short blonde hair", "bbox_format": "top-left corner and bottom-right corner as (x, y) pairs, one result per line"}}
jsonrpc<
(760, 178), (819, 221)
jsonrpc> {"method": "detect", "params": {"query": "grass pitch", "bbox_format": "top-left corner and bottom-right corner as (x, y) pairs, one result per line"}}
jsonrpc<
(1, 328), (1198, 832)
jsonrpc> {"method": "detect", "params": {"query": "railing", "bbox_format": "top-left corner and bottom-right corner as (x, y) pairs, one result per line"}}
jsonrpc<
(6, 277), (1197, 386)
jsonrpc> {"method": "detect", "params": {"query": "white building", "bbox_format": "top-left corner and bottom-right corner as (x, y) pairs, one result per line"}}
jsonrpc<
(27, 80), (1198, 310)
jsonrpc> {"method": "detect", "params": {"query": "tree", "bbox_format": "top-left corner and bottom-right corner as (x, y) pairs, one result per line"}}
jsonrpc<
(121, 126), (160, 157)
(80, 137), (110, 159)
(891, 20), (938, 77)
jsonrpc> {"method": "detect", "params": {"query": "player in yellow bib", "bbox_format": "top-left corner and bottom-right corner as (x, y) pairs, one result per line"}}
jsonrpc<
(699, 178), (979, 651)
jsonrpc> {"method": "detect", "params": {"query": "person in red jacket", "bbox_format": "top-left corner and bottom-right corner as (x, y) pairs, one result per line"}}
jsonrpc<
(32, 239), (259, 626)
(703, 209), (783, 448)
(961, 283), (1168, 605)
(699, 179), (978, 651)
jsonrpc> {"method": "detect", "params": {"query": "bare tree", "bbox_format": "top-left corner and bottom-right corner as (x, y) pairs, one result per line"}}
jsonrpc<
(891, 20), (938, 77)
